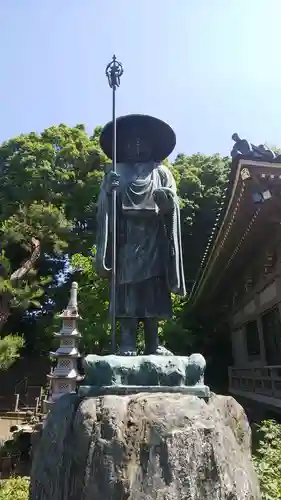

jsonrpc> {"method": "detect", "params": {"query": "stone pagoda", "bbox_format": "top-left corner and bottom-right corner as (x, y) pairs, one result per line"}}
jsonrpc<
(45, 282), (83, 409)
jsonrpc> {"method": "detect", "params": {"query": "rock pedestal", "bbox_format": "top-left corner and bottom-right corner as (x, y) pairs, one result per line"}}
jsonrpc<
(30, 391), (260, 499)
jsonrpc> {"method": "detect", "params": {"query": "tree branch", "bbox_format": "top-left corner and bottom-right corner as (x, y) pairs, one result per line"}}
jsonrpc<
(0, 238), (41, 331)
(10, 237), (40, 283)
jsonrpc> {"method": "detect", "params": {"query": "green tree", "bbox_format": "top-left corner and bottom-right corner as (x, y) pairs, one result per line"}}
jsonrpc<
(172, 153), (229, 284)
(0, 334), (24, 371)
(71, 249), (110, 354)
(0, 124), (106, 353)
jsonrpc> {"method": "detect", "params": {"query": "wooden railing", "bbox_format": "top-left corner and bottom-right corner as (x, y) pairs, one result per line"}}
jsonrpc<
(0, 386), (44, 414)
(14, 376), (28, 397)
(14, 386), (44, 413)
(229, 365), (281, 399)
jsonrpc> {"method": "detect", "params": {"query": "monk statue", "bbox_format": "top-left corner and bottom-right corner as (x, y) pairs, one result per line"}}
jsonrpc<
(96, 114), (186, 355)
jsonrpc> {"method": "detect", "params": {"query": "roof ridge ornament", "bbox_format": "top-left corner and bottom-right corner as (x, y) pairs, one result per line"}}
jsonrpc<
(231, 133), (276, 161)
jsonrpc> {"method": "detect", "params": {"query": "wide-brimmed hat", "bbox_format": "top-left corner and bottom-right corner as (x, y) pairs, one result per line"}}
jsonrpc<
(99, 114), (176, 162)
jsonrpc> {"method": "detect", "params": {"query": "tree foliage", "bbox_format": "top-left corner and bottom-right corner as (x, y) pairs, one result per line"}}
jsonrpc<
(0, 477), (29, 500)
(253, 419), (281, 499)
(0, 334), (24, 371)
(171, 153), (229, 284)
(71, 249), (110, 354)
(0, 124), (107, 355)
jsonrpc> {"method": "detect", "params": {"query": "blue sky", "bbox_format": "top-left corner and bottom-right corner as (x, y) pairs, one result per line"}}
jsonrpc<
(1, 1), (281, 159)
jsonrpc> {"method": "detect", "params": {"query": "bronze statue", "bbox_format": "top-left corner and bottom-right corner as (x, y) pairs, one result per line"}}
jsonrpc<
(96, 114), (186, 355)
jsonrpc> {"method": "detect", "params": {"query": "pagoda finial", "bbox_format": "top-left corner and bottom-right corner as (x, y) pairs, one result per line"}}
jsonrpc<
(59, 282), (79, 319)
(68, 282), (78, 309)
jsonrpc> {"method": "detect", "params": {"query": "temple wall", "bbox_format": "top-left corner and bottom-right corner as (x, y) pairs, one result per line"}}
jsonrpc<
(231, 328), (247, 366)
(259, 282), (277, 305)
(232, 279), (280, 328)
(230, 273), (281, 368)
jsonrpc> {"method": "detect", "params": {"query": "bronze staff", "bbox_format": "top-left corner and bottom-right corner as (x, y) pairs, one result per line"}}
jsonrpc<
(105, 55), (123, 353)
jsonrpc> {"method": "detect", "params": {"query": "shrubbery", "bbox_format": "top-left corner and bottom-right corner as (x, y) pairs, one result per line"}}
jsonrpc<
(253, 419), (281, 499)
(0, 477), (29, 500)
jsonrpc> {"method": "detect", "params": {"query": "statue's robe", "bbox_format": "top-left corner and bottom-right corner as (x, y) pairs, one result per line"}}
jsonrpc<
(95, 162), (186, 319)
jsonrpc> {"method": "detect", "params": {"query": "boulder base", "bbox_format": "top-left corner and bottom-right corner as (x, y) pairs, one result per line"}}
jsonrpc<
(30, 393), (260, 500)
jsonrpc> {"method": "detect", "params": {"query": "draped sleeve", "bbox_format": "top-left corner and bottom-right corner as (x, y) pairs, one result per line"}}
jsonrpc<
(95, 177), (112, 278)
(158, 165), (186, 297)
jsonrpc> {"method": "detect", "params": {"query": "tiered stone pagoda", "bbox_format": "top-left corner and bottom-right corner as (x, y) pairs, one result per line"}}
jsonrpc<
(45, 282), (83, 408)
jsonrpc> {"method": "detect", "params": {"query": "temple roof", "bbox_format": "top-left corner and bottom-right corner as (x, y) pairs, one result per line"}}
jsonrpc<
(189, 138), (281, 310)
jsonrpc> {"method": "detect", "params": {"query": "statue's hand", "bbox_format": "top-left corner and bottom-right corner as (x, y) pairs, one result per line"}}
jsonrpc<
(153, 188), (174, 213)
(104, 170), (120, 194)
